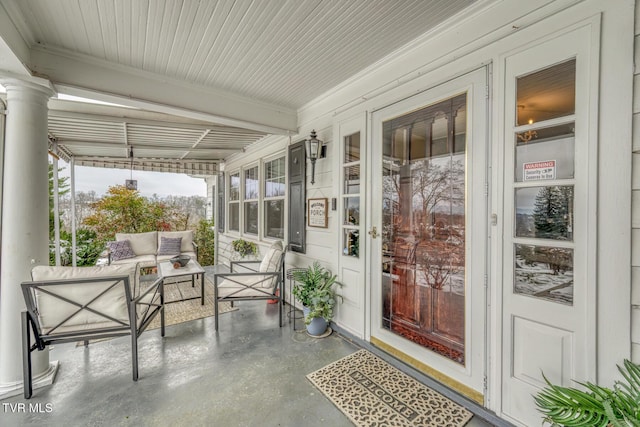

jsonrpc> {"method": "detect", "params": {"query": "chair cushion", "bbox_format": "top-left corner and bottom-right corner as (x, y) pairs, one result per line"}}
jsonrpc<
(108, 240), (136, 261)
(259, 241), (283, 273)
(158, 230), (194, 253)
(158, 236), (182, 256)
(116, 231), (158, 256)
(30, 264), (139, 331)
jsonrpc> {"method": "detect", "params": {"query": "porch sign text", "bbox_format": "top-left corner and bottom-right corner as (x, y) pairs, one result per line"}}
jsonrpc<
(523, 160), (556, 181)
(308, 198), (328, 228)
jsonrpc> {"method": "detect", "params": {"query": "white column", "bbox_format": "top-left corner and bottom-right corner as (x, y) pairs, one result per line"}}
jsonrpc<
(0, 76), (56, 398)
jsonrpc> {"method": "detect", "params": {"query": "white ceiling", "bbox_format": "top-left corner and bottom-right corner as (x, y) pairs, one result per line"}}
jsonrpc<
(0, 0), (478, 172)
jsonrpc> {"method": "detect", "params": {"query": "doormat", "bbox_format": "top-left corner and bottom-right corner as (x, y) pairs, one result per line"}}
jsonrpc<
(306, 349), (473, 427)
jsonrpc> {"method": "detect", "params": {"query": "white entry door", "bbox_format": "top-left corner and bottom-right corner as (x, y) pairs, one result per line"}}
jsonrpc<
(499, 26), (597, 426)
(370, 67), (488, 401)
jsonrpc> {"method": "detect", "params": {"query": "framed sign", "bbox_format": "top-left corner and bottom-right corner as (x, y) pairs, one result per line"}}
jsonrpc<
(308, 198), (328, 228)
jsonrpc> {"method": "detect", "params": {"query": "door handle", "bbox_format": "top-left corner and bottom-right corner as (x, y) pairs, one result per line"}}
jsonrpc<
(368, 226), (378, 239)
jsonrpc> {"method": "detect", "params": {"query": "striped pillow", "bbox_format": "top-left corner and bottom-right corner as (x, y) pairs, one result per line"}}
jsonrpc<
(158, 237), (182, 256)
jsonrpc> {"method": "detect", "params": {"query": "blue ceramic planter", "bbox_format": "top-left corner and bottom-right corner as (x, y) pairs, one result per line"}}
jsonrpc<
(302, 306), (328, 336)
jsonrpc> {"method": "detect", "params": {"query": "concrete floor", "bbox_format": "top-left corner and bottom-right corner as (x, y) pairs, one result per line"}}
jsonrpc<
(2, 299), (510, 426)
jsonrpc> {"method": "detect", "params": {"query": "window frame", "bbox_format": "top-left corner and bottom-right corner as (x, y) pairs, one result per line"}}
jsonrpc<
(227, 170), (241, 233)
(263, 155), (286, 240)
(243, 163), (260, 236)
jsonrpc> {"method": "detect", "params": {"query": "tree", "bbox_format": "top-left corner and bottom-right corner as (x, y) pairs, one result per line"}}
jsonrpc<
(48, 163), (70, 239)
(533, 186), (573, 240)
(194, 219), (216, 266)
(83, 185), (176, 242)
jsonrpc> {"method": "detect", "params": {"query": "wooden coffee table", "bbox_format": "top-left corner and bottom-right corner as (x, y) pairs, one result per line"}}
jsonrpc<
(158, 259), (206, 305)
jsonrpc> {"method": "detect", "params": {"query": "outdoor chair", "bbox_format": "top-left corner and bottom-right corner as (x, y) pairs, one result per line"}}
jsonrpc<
(21, 264), (164, 398)
(213, 241), (285, 331)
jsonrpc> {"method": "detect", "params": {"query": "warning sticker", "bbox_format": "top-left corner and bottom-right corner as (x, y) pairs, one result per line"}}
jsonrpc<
(523, 160), (556, 181)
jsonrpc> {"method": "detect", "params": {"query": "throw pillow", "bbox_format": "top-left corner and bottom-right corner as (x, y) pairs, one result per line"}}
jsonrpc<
(108, 240), (136, 261)
(158, 236), (182, 256)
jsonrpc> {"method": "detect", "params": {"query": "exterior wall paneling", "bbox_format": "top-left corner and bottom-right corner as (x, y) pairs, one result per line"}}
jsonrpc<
(632, 0), (640, 363)
(217, 0), (634, 418)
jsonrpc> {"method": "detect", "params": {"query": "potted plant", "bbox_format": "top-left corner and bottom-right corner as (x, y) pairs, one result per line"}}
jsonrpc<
(292, 262), (342, 336)
(231, 238), (257, 260)
(535, 359), (640, 426)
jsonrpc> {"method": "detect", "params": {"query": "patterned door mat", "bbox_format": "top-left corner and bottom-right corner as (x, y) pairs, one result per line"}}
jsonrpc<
(307, 349), (473, 427)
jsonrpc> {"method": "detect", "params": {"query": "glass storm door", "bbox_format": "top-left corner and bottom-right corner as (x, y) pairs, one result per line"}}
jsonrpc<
(370, 69), (487, 400)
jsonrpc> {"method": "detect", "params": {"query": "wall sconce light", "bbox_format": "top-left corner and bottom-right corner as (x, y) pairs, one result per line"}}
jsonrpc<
(306, 129), (326, 184)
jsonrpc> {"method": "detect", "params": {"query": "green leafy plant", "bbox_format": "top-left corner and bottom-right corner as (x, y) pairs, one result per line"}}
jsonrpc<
(292, 262), (342, 324)
(535, 359), (640, 427)
(231, 239), (257, 258)
(194, 219), (215, 266)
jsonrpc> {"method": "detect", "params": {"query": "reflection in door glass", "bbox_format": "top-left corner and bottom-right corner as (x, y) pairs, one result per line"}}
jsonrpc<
(515, 186), (573, 240)
(514, 244), (573, 305)
(381, 94), (467, 365)
(516, 59), (576, 126)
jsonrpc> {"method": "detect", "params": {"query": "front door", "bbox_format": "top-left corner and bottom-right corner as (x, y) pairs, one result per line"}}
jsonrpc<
(370, 68), (488, 400)
(499, 26), (596, 426)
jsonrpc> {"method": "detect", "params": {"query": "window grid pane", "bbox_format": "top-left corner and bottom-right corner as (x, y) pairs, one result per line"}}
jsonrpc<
(265, 157), (286, 198)
(264, 199), (285, 239)
(229, 172), (240, 201)
(245, 166), (259, 200)
(244, 201), (258, 235)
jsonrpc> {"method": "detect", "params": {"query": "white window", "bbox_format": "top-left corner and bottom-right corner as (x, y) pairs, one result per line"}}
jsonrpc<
(228, 171), (240, 232)
(243, 165), (259, 235)
(264, 157), (285, 239)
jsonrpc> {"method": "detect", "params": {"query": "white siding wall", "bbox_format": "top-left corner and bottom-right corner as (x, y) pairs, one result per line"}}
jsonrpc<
(632, 0), (640, 363)
(217, 0), (634, 383)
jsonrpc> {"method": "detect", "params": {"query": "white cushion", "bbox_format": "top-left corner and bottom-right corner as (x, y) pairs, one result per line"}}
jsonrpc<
(259, 241), (283, 273)
(111, 254), (156, 269)
(30, 265), (138, 331)
(158, 231), (194, 253)
(116, 231), (158, 256)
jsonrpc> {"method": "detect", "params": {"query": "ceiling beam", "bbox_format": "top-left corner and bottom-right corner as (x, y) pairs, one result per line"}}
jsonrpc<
(57, 140), (243, 152)
(0, 2), (31, 76)
(31, 46), (298, 135)
(47, 107), (265, 135)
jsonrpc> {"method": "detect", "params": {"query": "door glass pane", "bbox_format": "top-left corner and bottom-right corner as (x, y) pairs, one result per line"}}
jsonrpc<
(514, 244), (573, 305)
(344, 197), (360, 225)
(516, 59), (576, 126)
(344, 165), (360, 194)
(345, 132), (361, 163)
(516, 123), (575, 182)
(381, 94), (467, 365)
(515, 186), (573, 241)
(343, 229), (359, 257)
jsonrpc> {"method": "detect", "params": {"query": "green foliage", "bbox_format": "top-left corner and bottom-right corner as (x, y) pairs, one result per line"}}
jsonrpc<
(292, 262), (342, 324)
(535, 359), (640, 427)
(231, 239), (257, 258)
(50, 228), (103, 266)
(195, 219), (215, 266)
(83, 185), (176, 242)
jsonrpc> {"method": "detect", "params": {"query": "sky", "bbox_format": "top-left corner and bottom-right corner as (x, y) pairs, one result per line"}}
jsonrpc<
(57, 164), (207, 199)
